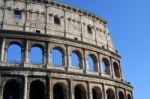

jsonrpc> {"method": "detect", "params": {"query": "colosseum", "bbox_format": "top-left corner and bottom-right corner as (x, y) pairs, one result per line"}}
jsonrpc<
(0, 0), (133, 99)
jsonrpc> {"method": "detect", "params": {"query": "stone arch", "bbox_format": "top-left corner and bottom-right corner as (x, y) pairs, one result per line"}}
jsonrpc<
(30, 44), (44, 65)
(92, 86), (102, 99)
(51, 46), (65, 66)
(106, 88), (115, 99)
(113, 62), (121, 78)
(53, 82), (67, 99)
(87, 54), (98, 72)
(71, 50), (82, 68)
(29, 80), (45, 99)
(3, 79), (21, 99)
(101, 58), (111, 75)
(74, 84), (87, 99)
(119, 91), (125, 99)
(6, 42), (23, 64)
(127, 94), (132, 99)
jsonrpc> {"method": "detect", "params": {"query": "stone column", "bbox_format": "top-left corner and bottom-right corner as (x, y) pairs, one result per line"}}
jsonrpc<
(69, 80), (73, 99)
(24, 40), (29, 65)
(87, 82), (92, 99)
(115, 87), (119, 99)
(119, 61), (124, 80)
(110, 57), (115, 79)
(83, 49), (87, 73)
(98, 54), (102, 76)
(66, 45), (71, 71)
(102, 84), (106, 99)
(0, 38), (6, 63)
(23, 75), (28, 99)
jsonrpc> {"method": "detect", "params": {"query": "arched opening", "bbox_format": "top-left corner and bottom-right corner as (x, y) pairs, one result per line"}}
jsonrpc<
(106, 89), (115, 99)
(128, 94), (132, 99)
(71, 51), (81, 68)
(52, 48), (64, 66)
(87, 55), (97, 72)
(101, 58), (111, 75)
(3, 80), (21, 99)
(74, 85), (86, 99)
(7, 43), (22, 64)
(119, 91), (125, 99)
(29, 80), (45, 99)
(30, 46), (43, 64)
(92, 87), (102, 99)
(113, 62), (120, 78)
(53, 83), (65, 99)
(14, 10), (22, 19)
(54, 16), (60, 25)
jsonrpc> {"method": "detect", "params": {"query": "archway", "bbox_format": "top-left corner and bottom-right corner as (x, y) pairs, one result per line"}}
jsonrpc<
(92, 87), (102, 99)
(6, 43), (22, 64)
(52, 48), (64, 66)
(53, 83), (65, 99)
(106, 89), (115, 99)
(71, 51), (81, 68)
(119, 91), (125, 99)
(113, 62), (120, 78)
(74, 85), (86, 99)
(128, 94), (132, 99)
(30, 46), (43, 64)
(29, 80), (45, 99)
(3, 80), (20, 99)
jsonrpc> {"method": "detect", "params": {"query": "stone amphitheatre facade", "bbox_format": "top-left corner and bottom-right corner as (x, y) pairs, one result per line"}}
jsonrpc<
(0, 0), (133, 99)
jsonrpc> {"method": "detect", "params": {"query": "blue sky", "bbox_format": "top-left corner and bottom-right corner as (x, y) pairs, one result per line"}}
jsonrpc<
(58, 0), (150, 99)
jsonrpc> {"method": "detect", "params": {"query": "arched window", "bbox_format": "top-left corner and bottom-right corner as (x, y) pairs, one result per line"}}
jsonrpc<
(3, 80), (21, 99)
(53, 84), (65, 99)
(128, 94), (132, 99)
(87, 55), (97, 72)
(113, 62), (121, 78)
(74, 85), (86, 99)
(29, 80), (45, 99)
(101, 58), (111, 75)
(30, 46), (43, 64)
(106, 89), (115, 99)
(54, 16), (60, 25)
(119, 91), (125, 99)
(7, 44), (22, 64)
(71, 51), (81, 68)
(92, 87), (102, 99)
(52, 48), (64, 66)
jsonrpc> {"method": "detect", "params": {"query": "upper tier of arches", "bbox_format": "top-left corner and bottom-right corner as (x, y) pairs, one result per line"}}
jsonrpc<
(0, 37), (122, 80)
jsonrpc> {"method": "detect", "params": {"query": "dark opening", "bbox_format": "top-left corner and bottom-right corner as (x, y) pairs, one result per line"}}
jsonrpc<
(75, 85), (85, 99)
(107, 89), (115, 99)
(36, 30), (41, 33)
(128, 94), (132, 99)
(119, 91), (125, 99)
(53, 84), (64, 99)
(92, 89), (97, 99)
(54, 16), (61, 25)
(29, 80), (45, 99)
(3, 80), (20, 99)
(87, 25), (92, 34)
(92, 87), (102, 99)
(113, 62), (120, 78)
(14, 10), (22, 19)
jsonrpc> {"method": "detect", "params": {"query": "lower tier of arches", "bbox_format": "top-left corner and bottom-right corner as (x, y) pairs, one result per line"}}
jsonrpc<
(0, 74), (133, 99)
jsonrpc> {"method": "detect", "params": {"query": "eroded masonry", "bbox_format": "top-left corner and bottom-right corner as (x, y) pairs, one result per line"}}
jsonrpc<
(0, 0), (133, 99)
